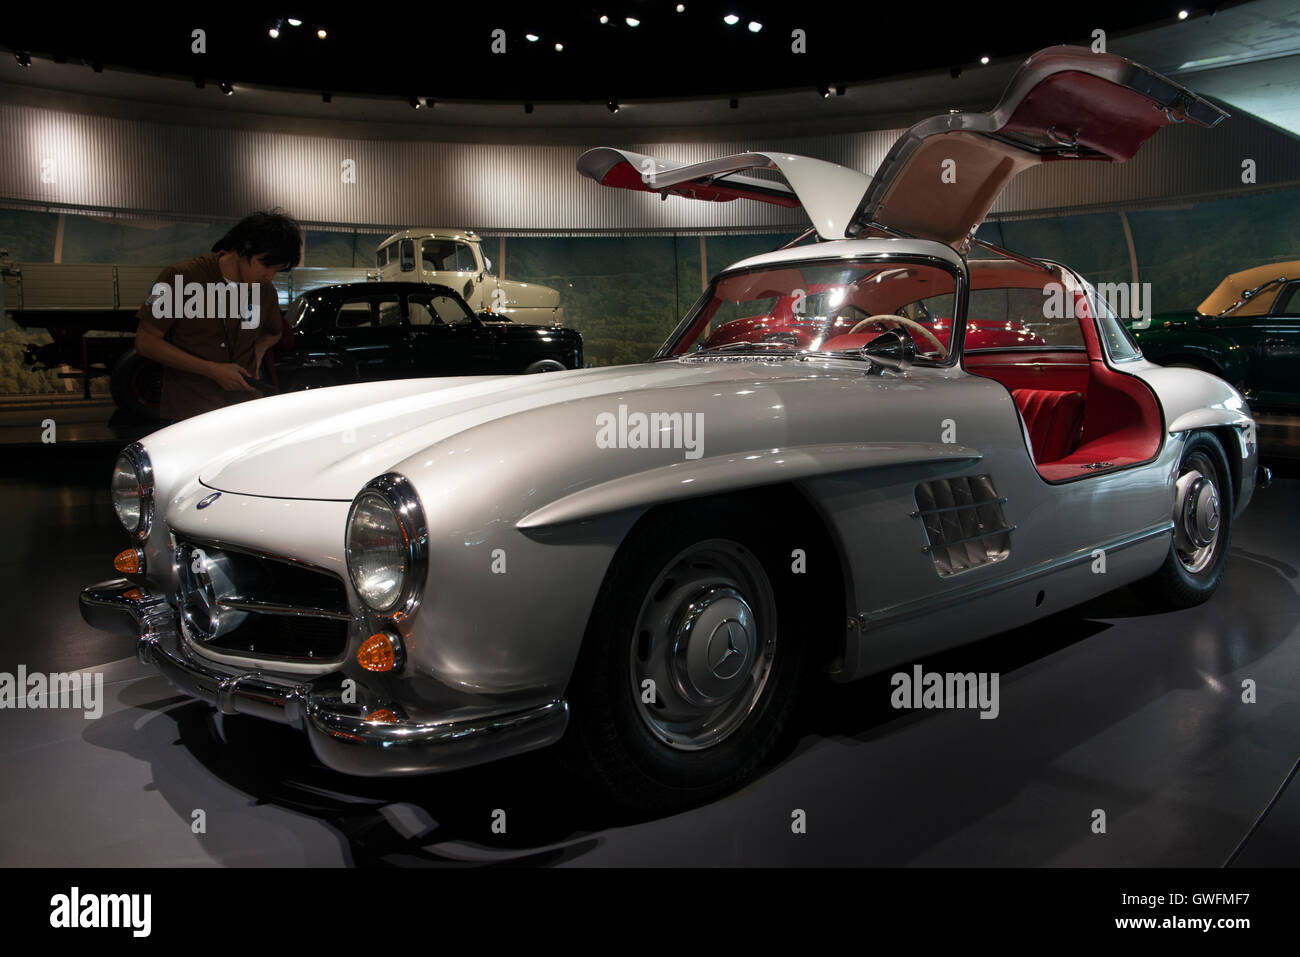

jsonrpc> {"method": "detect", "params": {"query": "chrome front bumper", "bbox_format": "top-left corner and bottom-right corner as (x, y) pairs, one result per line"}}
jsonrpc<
(79, 579), (569, 776)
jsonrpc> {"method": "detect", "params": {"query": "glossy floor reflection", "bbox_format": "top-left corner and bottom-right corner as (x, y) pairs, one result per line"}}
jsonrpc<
(1, 446), (1296, 866)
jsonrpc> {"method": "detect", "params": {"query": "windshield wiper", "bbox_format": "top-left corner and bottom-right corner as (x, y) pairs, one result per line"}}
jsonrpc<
(691, 341), (799, 357)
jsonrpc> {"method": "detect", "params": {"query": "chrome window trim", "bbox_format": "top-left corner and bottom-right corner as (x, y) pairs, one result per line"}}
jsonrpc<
(347, 472), (429, 621)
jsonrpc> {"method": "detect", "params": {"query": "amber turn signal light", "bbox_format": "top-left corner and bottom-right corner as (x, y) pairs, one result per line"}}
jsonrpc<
(114, 548), (142, 574)
(357, 632), (403, 672)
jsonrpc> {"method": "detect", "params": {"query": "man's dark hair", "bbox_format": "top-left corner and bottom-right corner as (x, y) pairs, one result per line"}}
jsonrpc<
(210, 208), (302, 269)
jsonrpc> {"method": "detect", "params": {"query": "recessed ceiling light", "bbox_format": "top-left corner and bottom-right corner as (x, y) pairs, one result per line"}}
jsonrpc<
(526, 33), (539, 42)
(748, 21), (762, 32)
(1178, 9), (1189, 19)
(724, 14), (739, 25)
(555, 42), (563, 51)
(287, 18), (302, 27)
(980, 55), (989, 64)
(317, 28), (327, 39)
(599, 14), (609, 23)
(269, 27), (280, 38)
(626, 17), (640, 26)
(220, 81), (233, 95)
(676, 3), (685, 10)
(817, 83), (830, 98)
(607, 100), (619, 113)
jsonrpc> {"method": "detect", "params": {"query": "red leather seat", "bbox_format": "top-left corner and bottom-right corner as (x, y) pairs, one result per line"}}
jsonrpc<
(1012, 389), (1084, 464)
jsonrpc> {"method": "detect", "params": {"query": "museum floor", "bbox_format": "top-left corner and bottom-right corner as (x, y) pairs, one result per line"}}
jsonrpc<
(2, 438), (1297, 867)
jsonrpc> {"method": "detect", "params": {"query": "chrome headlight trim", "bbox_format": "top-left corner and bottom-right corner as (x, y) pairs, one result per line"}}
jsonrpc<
(345, 473), (428, 619)
(112, 442), (154, 540)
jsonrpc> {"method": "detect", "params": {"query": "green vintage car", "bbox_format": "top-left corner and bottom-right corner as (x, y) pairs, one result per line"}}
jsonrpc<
(1129, 261), (1300, 413)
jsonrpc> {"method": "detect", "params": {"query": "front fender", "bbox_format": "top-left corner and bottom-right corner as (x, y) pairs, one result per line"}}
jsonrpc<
(1134, 326), (1246, 384)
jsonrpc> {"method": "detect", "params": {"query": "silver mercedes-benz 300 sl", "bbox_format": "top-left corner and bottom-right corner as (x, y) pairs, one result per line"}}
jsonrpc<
(81, 46), (1265, 811)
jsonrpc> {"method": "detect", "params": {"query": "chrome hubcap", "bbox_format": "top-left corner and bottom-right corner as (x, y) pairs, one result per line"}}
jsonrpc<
(630, 540), (776, 751)
(1172, 452), (1222, 574)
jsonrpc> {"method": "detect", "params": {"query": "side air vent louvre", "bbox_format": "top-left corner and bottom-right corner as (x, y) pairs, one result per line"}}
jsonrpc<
(913, 475), (1013, 577)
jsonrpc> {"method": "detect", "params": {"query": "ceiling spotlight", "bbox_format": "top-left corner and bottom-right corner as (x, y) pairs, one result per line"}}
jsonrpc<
(625, 17), (640, 26)
(524, 102), (534, 114)
(599, 14), (609, 23)
(269, 27), (280, 38)
(317, 28), (327, 39)
(16, 52), (31, 67)
(409, 95), (422, 109)
(817, 83), (830, 98)
(729, 97), (739, 109)
(219, 81), (233, 95)
(288, 18), (302, 26)
(322, 91), (331, 102)
(980, 55), (989, 64)
(1178, 9), (1189, 19)
(676, 3), (685, 10)
(555, 42), (563, 51)
(724, 14), (739, 25)
(748, 21), (762, 32)
(607, 99), (619, 113)
(526, 33), (539, 41)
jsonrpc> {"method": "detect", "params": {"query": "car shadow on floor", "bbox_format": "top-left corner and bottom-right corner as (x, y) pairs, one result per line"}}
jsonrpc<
(86, 543), (1300, 866)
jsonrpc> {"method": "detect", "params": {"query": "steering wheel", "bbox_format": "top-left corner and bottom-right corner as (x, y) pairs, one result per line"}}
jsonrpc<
(847, 314), (949, 360)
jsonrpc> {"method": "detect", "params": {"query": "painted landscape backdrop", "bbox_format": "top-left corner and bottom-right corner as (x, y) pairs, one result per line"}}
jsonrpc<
(2, 185), (1299, 394)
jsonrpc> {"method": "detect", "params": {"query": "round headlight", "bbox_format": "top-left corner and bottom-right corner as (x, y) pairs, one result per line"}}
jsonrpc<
(111, 445), (152, 537)
(347, 491), (410, 612)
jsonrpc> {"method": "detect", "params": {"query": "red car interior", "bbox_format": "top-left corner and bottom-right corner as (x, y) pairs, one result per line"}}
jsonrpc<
(965, 293), (1164, 481)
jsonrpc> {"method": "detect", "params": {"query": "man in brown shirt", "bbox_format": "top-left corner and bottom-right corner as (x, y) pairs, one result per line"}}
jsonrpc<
(135, 210), (302, 420)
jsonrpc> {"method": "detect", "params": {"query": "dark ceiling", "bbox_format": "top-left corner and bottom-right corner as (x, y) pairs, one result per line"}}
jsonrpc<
(0, 2), (1230, 104)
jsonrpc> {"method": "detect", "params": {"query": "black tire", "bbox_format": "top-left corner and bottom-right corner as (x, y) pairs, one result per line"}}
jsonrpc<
(109, 348), (163, 420)
(524, 358), (566, 373)
(1131, 430), (1233, 609)
(562, 500), (813, 813)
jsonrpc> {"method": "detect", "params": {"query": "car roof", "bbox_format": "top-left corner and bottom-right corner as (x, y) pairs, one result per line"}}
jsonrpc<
(723, 237), (967, 275)
(305, 281), (464, 297)
(378, 228), (481, 247)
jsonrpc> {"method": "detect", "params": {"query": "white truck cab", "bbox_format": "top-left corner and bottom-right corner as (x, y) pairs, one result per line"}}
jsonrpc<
(376, 228), (562, 323)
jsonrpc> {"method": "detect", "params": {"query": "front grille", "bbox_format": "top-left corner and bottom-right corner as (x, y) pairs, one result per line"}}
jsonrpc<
(175, 538), (352, 662)
(913, 475), (1013, 577)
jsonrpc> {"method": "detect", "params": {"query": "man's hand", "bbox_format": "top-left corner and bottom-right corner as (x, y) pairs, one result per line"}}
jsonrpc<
(207, 362), (257, 392)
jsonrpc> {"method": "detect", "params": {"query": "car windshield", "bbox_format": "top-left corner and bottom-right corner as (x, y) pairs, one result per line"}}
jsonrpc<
(662, 258), (958, 361)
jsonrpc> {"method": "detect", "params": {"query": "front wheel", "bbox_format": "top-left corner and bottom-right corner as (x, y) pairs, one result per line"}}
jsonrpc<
(524, 358), (566, 373)
(1131, 431), (1233, 609)
(563, 507), (809, 812)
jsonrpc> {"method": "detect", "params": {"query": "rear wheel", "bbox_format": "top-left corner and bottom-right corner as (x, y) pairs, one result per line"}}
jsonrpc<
(524, 358), (566, 373)
(563, 504), (810, 812)
(109, 348), (163, 420)
(1131, 431), (1233, 609)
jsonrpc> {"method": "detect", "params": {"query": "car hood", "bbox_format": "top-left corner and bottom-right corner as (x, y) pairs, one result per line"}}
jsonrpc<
(197, 360), (839, 501)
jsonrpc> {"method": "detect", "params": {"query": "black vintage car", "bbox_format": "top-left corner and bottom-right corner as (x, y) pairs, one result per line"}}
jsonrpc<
(274, 281), (583, 391)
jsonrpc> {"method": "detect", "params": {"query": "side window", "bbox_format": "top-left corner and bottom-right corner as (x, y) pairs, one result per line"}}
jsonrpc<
(336, 300), (372, 328)
(408, 301), (437, 326)
(1272, 281), (1300, 317)
(421, 240), (458, 272)
(335, 298), (404, 328)
(399, 240), (415, 273)
(376, 246), (387, 270)
(431, 294), (474, 324)
(456, 244), (478, 272)
(959, 287), (1086, 351)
